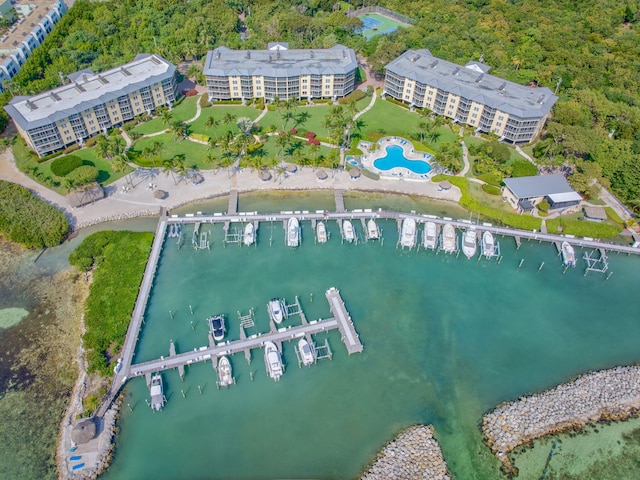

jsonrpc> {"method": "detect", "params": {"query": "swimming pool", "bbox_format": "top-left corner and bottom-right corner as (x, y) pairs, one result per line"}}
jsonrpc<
(373, 145), (431, 174)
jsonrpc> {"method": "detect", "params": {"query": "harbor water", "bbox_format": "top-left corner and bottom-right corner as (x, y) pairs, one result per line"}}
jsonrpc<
(99, 192), (640, 480)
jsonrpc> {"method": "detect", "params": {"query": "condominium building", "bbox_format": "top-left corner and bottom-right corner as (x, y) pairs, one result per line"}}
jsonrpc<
(384, 49), (558, 143)
(203, 44), (357, 102)
(5, 54), (178, 157)
(0, 0), (67, 88)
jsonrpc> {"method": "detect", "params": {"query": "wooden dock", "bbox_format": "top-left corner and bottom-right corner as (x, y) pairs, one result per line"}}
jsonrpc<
(228, 189), (238, 214)
(325, 287), (363, 354)
(334, 189), (346, 213)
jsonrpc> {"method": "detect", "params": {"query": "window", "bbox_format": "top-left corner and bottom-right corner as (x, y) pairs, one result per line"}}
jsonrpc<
(496, 122), (502, 127)
(232, 80), (238, 85)
(471, 114), (477, 119)
(474, 107), (479, 111)
(498, 115), (504, 120)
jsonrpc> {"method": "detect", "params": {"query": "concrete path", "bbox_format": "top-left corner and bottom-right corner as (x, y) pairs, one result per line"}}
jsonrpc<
(459, 139), (471, 176)
(254, 106), (269, 124)
(353, 89), (377, 121)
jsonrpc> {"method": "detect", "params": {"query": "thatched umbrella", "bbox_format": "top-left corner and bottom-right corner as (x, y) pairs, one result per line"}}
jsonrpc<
(283, 163), (297, 173)
(349, 167), (361, 179)
(190, 173), (204, 185)
(154, 189), (168, 199)
(72, 418), (97, 444)
(439, 180), (452, 190)
(259, 169), (272, 182)
(316, 169), (328, 181)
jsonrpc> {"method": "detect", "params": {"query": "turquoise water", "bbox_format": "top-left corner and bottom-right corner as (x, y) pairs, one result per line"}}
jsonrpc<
(101, 196), (640, 480)
(373, 145), (432, 174)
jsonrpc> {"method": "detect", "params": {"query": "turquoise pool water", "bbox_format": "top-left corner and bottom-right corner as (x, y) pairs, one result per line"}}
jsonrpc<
(373, 145), (431, 174)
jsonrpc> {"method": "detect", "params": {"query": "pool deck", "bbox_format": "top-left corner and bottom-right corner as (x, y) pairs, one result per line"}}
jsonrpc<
(359, 137), (435, 181)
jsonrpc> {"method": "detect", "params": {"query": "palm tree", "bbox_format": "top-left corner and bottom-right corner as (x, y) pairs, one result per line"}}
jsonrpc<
(275, 132), (291, 161)
(222, 112), (236, 129)
(294, 110), (311, 128)
(204, 115), (220, 142)
(112, 154), (132, 187)
(96, 135), (110, 159)
(169, 120), (186, 141)
(205, 152), (221, 173)
(160, 109), (174, 126)
(308, 143), (321, 166)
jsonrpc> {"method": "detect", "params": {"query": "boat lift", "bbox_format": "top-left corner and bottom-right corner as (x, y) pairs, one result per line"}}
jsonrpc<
(583, 248), (610, 276)
(283, 296), (302, 319)
(223, 224), (243, 246)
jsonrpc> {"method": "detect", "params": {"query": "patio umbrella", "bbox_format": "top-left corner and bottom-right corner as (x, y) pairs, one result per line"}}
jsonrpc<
(316, 169), (328, 180)
(154, 189), (168, 199)
(284, 163), (297, 173)
(439, 180), (452, 190)
(349, 168), (361, 178)
(259, 169), (272, 181)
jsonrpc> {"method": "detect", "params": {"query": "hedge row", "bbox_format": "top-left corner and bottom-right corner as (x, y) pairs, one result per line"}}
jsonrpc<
(432, 175), (542, 231)
(0, 180), (69, 248)
(50, 155), (82, 176)
(546, 218), (622, 238)
(69, 231), (153, 374)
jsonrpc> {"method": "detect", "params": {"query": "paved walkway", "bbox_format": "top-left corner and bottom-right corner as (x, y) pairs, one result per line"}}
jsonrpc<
(353, 89), (377, 121)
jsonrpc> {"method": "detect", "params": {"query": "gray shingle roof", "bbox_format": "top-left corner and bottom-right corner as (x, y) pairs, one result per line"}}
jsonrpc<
(503, 174), (579, 199)
(385, 50), (557, 119)
(203, 45), (357, 78)
(4, 54), (176, 131)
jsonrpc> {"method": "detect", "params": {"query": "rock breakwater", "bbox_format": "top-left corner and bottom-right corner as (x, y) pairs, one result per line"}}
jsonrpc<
(482, 366), (640, 472)
(361, 425), (450, 480)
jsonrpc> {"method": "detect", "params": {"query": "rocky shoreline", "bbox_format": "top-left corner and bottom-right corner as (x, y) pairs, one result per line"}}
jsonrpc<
(482, 365), (640, 474)
(360, 425), (450, 480)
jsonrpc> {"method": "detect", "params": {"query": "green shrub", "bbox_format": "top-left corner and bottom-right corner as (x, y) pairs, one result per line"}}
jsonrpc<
(546, 218), (622, 238)
(246, 142), (264, 154)
(537, 200), (550, 213)
(51, 155), (83, 177)
(190, 133), (210, 143)
(70, 231), (153, 374)
(385, 97), (410, 109)
(0, 180), (69, 248)
(199, 94), (211, 108)
(482, 184), (501, 195)
(338, 89), (366, 105)
(477, 173), (503, 186)
(68, 166), (99, 186)
(37, 149), (63, 163)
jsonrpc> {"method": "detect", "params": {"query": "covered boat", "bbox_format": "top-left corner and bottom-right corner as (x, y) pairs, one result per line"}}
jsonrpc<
(287, 217), (299, 247)
(298, 338), (315, 366)
(482, 231), (495, 259)
(400, 218), (416, 249)
(217, 356), (234, 387)
(423, 221), (437, 250)
(243, 223), (255, 246)
(343, 220), (355, 243)
(208, 314), (226, 342)
(268, 299), (285, 325)
(462, 228), (477, 259)
(367, 219), (380, 240)
(264, 341), (284, 381)
(442, 223), (457, 253)
(316, 221), (327, 243)
(150, 373), (165, 412)
(562, 241), (576, 267)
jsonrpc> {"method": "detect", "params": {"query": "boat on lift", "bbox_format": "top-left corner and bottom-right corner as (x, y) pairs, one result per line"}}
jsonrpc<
(562, 241), (576, 267)
(367, 219), (380, 240)
(442, 223), (457, 253)
(316, 221), (327, 243)
(217, 355), (233, 387)
(287, 217), (299, 247)
(423, 221), (437, 250)
(268, 299), (285, 325)
(298, 338), (315, 366)
(150, 373), (165, 412)
(400, 218), (416, 249)
(482, 231), (495, 259)
(264, 341), (284, 381)
(462, 228), (477, 259)
(343, 220), (355, 243)
(208, 314), (226, 342)
(243, 223), (255, 246)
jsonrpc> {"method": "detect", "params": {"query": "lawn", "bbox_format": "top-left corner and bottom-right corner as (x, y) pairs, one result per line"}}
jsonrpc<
(11, 137), (131, 194)
(131, 96), (199, 135)
(259, 105), (335, 138)
(129, 134), (212, 169)
(189, 105), (262, 137)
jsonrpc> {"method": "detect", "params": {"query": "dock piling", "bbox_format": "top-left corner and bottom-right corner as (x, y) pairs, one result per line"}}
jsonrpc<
(518, 259), (524, 269)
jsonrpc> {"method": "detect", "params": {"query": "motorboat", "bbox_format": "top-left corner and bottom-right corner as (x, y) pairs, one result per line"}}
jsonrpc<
(367, 219), (380, 240)
(243, 223), (255, 246)
(482, 231), (495, 259)
(343, 220), (355, 243)
(562, 241), (576, 267)
(462, 228), (477, 259)
(316, 221), (327, 243)
(268, 299), (284, 325)
(208, 314), (226, 342)
(150, 373), (165, 411)
(400, 218), (416, 249)
(423, 221), (437, 250)
(217, 355), (233, 387)
(442, 223), (457, 253)
(264, 341), (284, 381)
(287, 217), (299, 247)
(298, 338), (315, 366)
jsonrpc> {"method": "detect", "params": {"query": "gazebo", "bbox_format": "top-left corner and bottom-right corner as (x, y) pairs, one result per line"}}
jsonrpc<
(72, 418), (97, 445)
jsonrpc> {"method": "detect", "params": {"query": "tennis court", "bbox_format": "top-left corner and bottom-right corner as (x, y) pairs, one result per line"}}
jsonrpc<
(356, 13), (410, 40)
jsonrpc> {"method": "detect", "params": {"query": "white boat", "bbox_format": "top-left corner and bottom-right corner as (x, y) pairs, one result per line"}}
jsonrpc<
(243, 223), (255, 246)
(316, 221), (327, 243)
(367, 219), (380, 240)
(482, 231), (495, 259)
(150, 373), (165, 411)
(217, 355), (233, 387)
(113, 358), (123, 375)
(400, 218), (416, 248)
(298, 338), (315, 366)
(208, 314), (226, 342)
(343, 220), (355, 243)
(268, 299), (284, 325)
(264, 341), (284, 381)
(562, 241), (576, 267)
(287, 217), (299, 247)
(462, 228), (477, 259)
(423, 221), (437, 250)
(442, 223), (457, 253)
